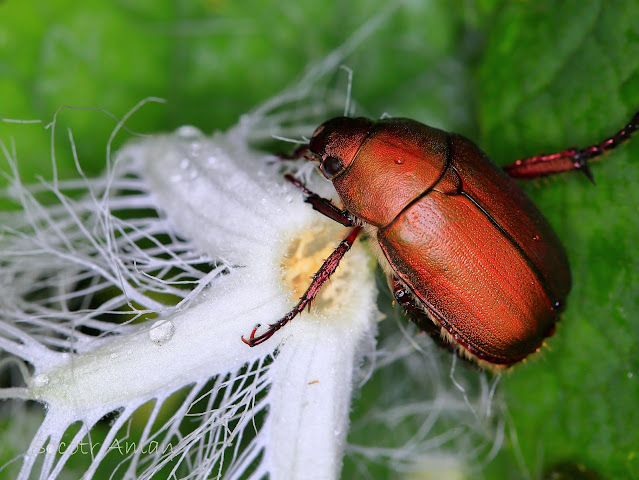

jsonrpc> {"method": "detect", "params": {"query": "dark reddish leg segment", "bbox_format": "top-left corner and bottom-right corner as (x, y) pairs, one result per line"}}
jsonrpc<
(392, 278), (511, 367)
(278, 144), (310, 160)
(285, 174), (353, 226)
(242, 225), (362, 346)
(392, 278), (459, 355)
(503, 110), (639, 181)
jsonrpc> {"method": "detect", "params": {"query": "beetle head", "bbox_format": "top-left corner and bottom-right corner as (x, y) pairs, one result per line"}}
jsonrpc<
(308, 117), (374, 179)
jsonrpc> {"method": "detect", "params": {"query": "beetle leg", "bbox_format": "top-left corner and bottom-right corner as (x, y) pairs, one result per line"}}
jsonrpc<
(284, 174), (354, 226)
(242, 225), (362, 347)
(391, 277), (475, 363)
(392, 279), (442, 338)
(502, 110), (639, 182)
(278, 144), (310, 160)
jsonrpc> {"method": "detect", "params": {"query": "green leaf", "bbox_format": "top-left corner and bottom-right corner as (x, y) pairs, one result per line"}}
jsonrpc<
(1, 1), (638, 479)
(478, 1), (639, 479)
(0, 0), (473, 183)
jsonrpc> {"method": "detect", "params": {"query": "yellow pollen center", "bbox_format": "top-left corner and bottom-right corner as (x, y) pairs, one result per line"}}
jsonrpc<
(281, 223), (351, 312)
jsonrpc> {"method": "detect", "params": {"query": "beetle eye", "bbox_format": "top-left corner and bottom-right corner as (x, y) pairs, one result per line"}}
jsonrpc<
(322, 156), (344, 177)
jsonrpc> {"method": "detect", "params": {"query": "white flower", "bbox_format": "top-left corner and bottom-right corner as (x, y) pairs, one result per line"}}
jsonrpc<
(0, 73), (502, 480)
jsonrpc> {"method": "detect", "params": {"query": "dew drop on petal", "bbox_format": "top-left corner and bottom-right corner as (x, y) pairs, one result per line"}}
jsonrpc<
(175, 125), (203, 139)
(149, 320), (175, 346)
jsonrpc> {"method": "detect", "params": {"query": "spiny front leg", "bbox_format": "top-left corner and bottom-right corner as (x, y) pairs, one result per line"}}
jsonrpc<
(242, 225), (362, 347)
(285, 174), (353, 227)
(503, 110), (639, 182)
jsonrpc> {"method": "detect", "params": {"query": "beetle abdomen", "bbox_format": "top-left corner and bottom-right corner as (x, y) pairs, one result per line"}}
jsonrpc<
(377, 134), (571, 365)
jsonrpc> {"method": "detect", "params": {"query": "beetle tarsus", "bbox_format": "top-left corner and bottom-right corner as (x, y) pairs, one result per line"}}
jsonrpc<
(241, 324), (259, 346)
(503, 109), (639, 180)
(242, 321), (284, 347)
(242, 226), (362, 347)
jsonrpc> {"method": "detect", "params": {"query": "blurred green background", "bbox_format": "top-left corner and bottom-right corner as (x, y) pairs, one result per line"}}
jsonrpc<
(1, 1), (638, 479)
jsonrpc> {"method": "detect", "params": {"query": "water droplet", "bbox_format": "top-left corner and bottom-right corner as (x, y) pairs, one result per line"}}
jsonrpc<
(532, 235), (540, 242)
(628, 372), (634, 379)
(32, 374), (50, 388)
(149, 320), (175, 346)
(175, 125), (203, 139)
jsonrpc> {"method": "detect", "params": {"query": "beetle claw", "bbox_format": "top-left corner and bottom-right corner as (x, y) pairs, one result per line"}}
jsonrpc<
(575, 155), (595, 184)
(241, 323), (262, 345)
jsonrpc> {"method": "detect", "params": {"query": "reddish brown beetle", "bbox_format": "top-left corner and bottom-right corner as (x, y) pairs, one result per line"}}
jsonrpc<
(243, 111), (639, 368)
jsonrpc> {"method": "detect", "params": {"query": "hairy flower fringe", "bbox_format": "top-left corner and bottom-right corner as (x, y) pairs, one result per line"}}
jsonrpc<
(0, 104), (378, 479)
(0, 18), (504, 480)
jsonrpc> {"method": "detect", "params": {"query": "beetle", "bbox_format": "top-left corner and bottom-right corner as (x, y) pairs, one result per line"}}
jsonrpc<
(242, 111), (639, 368)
